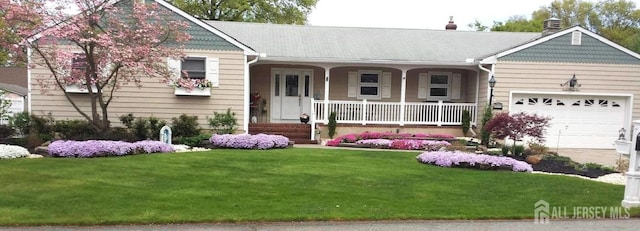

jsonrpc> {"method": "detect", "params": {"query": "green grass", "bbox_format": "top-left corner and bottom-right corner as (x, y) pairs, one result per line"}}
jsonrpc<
(0, 148), (637, 225)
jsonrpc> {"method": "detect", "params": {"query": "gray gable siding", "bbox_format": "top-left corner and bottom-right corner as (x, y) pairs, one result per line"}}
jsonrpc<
(158, 4), (241, 51)
(114, 0), (241, 51)
(499, 32), (640, 64)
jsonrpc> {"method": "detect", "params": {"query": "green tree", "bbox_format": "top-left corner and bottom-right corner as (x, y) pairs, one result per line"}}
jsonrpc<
(467, 19), (489, 31)
(168, 0), (318, 24)
(491, 0), (640, 53)
(491, 15), (545, 32)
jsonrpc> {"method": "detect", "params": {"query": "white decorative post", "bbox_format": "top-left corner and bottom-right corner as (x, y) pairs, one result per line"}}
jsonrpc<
(159, 126), (172, 145)
(622, 120), (640, 208)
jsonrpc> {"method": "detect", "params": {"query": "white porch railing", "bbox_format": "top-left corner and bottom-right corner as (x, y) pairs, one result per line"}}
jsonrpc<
(311, 99), (477, 126)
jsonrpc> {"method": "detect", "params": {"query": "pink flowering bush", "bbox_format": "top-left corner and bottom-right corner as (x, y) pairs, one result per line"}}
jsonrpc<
(416, 151), (533, 172)
(210, 133), (289, 149)
(49, 140), (175, 158)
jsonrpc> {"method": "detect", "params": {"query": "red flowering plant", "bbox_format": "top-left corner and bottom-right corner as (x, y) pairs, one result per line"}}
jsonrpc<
(250, 92), (261, 106)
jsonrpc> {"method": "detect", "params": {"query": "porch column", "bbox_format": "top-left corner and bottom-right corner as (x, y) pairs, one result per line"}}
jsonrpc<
(399, 69), (408, 126)
(323, 67), (331, 125)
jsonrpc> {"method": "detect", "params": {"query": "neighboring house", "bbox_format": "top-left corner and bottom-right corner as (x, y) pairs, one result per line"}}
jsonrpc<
(0, 67), (28, 124)
(27, 0), (640, 149)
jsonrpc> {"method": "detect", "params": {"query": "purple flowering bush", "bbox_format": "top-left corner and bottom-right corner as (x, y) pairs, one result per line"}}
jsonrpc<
(48, 140), (175, 158)
(209, 133), (289, 149)
(416, 150), (533, 172)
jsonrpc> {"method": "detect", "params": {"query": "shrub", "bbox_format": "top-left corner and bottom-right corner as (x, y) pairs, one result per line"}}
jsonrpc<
(147, 116), (166, 140)
(180, 134), (211, 147)
(208, 108), (237, 134)
(48, 140), (174, 158)
(416, 150), (533, 172)
(9, 111), (30, 136)
(480, 106), (493, 145)
(53, 120), (96, 140)
(0, 144), (30, 159)
(171, 114), (200, 138)
(0, 124), (15, 140)
(30, 113), (55, 141)
(119, 113), (135, 128)
(328, 111), (337, 138)
(526, 142), (549, 156)
(209, 133), (289, 149)
(119, 114), (167, 140)
(461, 110), (471, 136)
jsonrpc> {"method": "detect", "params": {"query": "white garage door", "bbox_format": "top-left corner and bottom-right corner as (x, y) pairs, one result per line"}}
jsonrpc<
(510, 93), (627, 149)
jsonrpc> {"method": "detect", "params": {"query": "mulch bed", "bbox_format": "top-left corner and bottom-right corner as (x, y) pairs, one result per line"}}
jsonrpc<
(513, 155), (615, 178)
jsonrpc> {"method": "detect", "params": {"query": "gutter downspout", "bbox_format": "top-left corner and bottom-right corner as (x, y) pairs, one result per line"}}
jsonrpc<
(244, 55), (260, 134)
(27, 47), (32, 114)
(478, 63), (493, 106)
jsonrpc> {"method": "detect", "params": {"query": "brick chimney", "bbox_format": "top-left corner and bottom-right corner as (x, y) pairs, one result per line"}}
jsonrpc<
(445, 16), (457, 30)
(542, 18), (561, 36)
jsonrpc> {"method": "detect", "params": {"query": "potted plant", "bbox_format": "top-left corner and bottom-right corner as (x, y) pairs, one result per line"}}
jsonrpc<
(299, 113), (309, 124)
(173, 78), (212, 96)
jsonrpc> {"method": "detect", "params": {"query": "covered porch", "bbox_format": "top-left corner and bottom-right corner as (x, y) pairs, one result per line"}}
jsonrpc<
(249, 63), (484, 133)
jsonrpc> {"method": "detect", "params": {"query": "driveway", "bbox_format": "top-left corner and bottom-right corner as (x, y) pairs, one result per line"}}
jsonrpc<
(556, 148), (622, 167)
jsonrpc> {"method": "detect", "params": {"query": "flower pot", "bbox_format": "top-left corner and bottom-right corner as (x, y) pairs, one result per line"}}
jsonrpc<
(300, 116), (309, 124)
(615, 140), (631, 156)
(174, 87), (211, 96)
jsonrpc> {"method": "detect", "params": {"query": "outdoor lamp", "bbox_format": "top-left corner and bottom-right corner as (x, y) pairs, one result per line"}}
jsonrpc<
(569, 75), (578, 88)
(489, 75), (496, 88)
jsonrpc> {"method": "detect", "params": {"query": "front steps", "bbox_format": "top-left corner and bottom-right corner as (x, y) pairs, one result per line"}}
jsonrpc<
(248, 123), (318, 144)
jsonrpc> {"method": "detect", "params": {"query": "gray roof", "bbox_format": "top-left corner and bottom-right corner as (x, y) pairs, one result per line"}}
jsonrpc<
(0, 83), (27, 96)
(207, 21), (541, 65)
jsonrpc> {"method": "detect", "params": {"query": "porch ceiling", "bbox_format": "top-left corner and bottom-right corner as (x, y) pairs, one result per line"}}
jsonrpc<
(207, 21), (540, 64)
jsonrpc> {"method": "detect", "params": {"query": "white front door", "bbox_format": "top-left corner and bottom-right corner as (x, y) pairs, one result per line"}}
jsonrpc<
(271, 69), (313, 121)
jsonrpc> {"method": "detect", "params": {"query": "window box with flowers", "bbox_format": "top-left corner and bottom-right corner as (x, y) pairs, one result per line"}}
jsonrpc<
(174, 78), (212, 96)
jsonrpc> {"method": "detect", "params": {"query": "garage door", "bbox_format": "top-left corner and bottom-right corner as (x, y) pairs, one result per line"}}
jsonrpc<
(510, 93), (627, 149)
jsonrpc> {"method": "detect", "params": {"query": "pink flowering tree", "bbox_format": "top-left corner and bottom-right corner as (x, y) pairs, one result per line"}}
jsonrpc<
(0, 0), (191, 132)
(484, 112), (551, 154)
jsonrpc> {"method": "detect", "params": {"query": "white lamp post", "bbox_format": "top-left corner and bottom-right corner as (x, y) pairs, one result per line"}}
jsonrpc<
(622, 120), (640, 208)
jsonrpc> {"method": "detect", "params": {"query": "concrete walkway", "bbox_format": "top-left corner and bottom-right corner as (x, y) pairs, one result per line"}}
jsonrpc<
(3, 219), (640, 231)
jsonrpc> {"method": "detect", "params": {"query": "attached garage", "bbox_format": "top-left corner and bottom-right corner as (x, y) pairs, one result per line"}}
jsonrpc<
(510, 92), (632, 149)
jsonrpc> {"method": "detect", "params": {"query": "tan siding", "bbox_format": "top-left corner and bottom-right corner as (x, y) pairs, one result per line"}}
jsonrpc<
(494, 61), (640, 120)
(30, 50), (246, 131)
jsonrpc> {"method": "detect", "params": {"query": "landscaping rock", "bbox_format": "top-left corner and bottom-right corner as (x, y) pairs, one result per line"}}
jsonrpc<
(526, 154), (544, 165)
(27, 154), (43, 159)
(34, 146), (49, 156)
(41, 141), (51, 147)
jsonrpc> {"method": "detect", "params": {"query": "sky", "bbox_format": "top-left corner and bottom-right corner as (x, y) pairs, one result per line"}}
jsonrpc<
(307, 0), (640, 30)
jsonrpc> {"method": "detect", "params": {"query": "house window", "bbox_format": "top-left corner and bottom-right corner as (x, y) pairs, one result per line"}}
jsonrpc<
(71, 54), (87, 75)
(181, 57), (206, 79)
(427, 72), (451, 100)
(358, 70), (381, 99)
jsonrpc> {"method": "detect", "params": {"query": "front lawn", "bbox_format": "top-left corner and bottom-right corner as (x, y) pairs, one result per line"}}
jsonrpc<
(0, 148), (636, 225)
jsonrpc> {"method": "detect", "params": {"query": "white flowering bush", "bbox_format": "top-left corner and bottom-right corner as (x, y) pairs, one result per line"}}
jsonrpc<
(0, 144), (30, 159)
